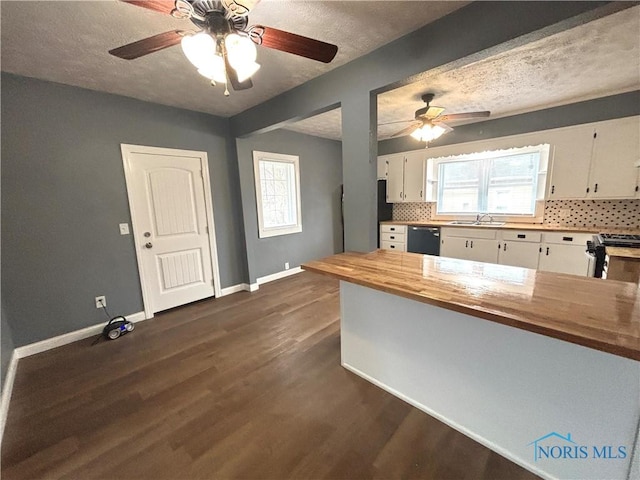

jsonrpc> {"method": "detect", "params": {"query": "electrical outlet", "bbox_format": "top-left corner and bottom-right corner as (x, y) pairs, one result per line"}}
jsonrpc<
(95, 296), (106, 309)
(119, 223), (130, 235)
(284, 262), (290, 270)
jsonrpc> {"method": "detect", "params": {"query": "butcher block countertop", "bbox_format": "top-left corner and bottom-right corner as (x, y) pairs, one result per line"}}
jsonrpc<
(380, 220), (640, 235)
(606, 247), (640, 259)
(302, 250), (640, 361)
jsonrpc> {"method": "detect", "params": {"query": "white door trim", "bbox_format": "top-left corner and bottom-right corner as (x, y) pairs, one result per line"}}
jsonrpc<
(121, 144), (222, 318)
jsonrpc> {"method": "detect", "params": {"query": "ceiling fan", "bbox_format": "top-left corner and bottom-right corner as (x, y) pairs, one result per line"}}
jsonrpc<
(109, 0), (339, 95)
(384, 93), (490, 144)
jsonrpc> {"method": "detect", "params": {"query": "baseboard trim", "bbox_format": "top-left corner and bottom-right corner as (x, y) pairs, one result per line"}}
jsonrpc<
(256, 267), (303, 286)
(247, 283), (259, 292)
(219, 284), (248, 296)
(0, 350), (19, 447)
(14, 311), (147, 359)
(341, 362), (555, 480)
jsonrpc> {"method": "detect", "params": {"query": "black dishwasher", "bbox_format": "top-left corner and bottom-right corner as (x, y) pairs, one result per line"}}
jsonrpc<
(407, 227), (440, 255)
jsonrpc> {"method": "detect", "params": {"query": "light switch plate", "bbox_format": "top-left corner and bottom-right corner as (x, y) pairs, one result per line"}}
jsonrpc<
(119, 223), (130, 235)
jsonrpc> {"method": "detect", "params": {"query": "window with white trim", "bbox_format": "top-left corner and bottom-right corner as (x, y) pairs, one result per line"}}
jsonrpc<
(435, 145), (549, 217)
(253, 151), (302, 238)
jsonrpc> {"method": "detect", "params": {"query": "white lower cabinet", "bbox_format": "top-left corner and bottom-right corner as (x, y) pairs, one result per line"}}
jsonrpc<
(498, 231), (541, 269)
(440, 228), (499, 263)
(440, 228), (592, 277)
(538, 232), (593, 276)
(380, 225), (407, 252)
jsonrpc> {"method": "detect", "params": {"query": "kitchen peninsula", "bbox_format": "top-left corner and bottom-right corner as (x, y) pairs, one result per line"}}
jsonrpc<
(302, 250), (640, 480)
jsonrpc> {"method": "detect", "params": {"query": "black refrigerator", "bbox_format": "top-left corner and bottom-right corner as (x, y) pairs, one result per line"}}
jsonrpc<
(377, 180), (393, 247)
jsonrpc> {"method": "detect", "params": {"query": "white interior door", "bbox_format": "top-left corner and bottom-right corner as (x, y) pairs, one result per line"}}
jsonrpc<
(122, 145), (219, 315)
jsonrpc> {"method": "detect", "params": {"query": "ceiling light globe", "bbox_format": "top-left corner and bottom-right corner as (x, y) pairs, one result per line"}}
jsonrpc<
(197, 55), (227, 84)
(181, 32), (217, 70)
(225, 33), (257, 68)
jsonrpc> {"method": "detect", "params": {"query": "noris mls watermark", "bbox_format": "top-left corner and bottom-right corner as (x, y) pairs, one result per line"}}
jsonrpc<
(528, 432), (627, 462)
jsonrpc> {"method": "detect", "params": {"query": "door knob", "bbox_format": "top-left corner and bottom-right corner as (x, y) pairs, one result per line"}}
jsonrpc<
(144, 242), (153, 249)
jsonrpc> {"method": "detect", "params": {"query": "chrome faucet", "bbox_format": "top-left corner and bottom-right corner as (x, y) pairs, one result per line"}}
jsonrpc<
(475, 214), (494, 224)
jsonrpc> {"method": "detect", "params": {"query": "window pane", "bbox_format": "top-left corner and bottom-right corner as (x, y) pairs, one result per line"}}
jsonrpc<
(259, 160), (297, 229)
(437, 160), (481, 213)
(486, 153), (538, 215)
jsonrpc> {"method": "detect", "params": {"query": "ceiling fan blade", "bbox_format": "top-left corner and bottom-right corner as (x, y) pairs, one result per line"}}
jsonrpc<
(222, 46), (253, 91)
(120, 0), (176, 15)
(415, 105), (445, 120)
(109, 30), (184, 60)
(435, 111), (491, 123)
(391, 122), (421, 138)
(251, 26), (338, 63)
(378, 119), (415, 126)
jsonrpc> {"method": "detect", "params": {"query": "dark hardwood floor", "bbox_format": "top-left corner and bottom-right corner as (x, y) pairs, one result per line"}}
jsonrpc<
(2, 272), (539, 479)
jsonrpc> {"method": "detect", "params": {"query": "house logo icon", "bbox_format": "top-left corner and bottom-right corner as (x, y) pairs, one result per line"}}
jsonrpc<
(527, 432), (577, 462)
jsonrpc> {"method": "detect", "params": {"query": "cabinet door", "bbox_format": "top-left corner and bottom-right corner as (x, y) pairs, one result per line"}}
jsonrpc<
(403, 152), (425, 202)
(377, 156), (388, 180)
(538, 244), (590, 276)
(546, 125), (594, 199)
(589, 116), (640, 199)
(440, 236), (471, 260)
(499, 241), (540, 269)
(636, 166), (640, 199)
(386, 155), (404, 203)
(466, 238), (499, 264)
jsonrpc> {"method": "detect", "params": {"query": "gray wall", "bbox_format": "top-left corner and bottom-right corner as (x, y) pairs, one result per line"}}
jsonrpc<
(1, 73), (247, 347)
(236, 129), (343, 284)
(379, 91), (640, 155)
(1, 305), (15, 391)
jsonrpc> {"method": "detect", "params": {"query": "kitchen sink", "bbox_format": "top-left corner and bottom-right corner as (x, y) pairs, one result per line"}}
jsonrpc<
(447, 220), (506, 226)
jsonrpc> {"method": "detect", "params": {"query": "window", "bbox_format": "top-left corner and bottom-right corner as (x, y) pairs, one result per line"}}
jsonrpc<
(253, 151), (302, 238)
(436, 145), (549, 217)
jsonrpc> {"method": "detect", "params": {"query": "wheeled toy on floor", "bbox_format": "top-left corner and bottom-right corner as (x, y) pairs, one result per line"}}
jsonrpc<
(102, 316), (134, 340)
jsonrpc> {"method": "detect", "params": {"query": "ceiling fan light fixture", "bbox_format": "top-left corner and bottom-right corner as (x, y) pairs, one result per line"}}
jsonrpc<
(411, 122), (447, 143)
(234, 61), (260, 82)
(181, 32), (217, 70)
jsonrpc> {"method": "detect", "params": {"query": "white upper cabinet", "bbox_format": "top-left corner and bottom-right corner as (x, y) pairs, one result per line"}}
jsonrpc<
(546, 125), (594, 199)
(385, 154), (405, 203)
(403, 151), (426, 202)
(588, 116), (640, 199)
(547, 116), (640, 200)
(377, 156), (388, 180)
(636, 161), (640, 199)
(381, 151), (426, 203)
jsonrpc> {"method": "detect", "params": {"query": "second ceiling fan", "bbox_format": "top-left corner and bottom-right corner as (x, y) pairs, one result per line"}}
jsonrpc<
(109, 0), (339, 94)
(385, 93), (490, 144)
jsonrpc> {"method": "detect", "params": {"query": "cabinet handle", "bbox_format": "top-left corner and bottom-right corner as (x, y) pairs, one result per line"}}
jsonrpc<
(390, 245), (395, 249)
(562, 236), (573, 242)
(470, 240), (474, 248)
(586, 187), (590, 193)
(465, 240), (469, 248)
(551, 185), (555, 194)
(546, 247), (550, 256)
(594, 183), (598, 193)
(497, 243), (501, 250)
(420, 190), (423, 198)
(390, 227), (396, 231)
(503, 243), (507, 251)
(517, 234), (526, 239)
(539, 247), (542, 253)
(636, 186), (639, 192)
(390, 236), (395, 240)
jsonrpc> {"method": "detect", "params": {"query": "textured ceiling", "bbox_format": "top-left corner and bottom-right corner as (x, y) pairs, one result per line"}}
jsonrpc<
(0, 0), (467, 117)
(284, 5), (640, 140)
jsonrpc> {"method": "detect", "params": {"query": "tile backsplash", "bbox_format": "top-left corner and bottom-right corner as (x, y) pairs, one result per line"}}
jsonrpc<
(392, 199), (640, 229)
